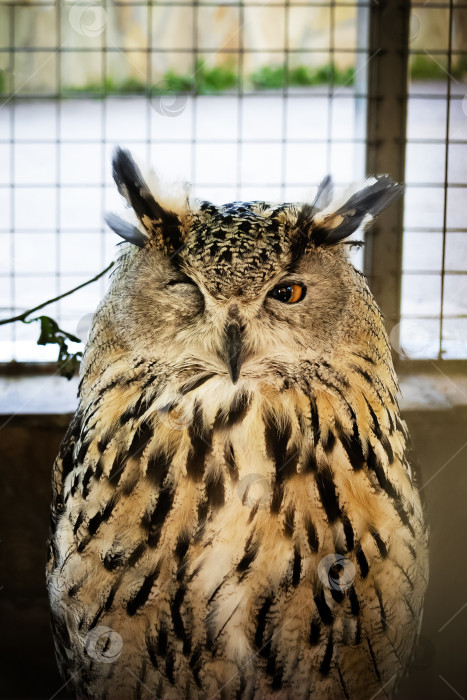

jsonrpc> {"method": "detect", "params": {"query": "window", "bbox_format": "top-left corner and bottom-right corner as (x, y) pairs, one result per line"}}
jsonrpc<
(400, 1), (467, 360)
(0, 1), (465, 365)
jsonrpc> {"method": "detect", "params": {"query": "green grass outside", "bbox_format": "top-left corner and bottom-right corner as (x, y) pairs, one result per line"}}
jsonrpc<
(250, 63), (355, 89)
(410, 54), (467, 80)
(61, 61), (355, 97)
(1, 57), (465, 98)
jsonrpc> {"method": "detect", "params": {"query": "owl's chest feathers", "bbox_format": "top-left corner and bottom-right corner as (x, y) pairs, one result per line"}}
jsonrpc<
(56, 371), (422, 639)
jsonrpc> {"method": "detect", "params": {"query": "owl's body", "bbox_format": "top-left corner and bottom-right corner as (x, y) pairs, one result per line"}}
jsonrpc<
(47, 151), (428, 700)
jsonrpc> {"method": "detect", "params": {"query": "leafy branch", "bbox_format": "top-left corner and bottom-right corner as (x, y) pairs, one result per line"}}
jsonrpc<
(0, 262), (114, 379)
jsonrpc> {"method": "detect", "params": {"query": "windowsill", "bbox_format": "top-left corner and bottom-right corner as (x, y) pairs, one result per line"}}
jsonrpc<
(0, 371), (467, 417)
(0, 375), (79, 417)
(397, 371), (467, 411)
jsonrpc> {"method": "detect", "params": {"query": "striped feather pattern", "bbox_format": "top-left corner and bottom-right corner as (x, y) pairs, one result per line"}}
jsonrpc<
(48, 182), (427, 700)
(47, 354), (428, 700)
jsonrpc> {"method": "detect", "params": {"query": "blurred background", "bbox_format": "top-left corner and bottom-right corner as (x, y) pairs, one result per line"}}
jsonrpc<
(0, 0), (466, 360)
(0, 2), (466, 700)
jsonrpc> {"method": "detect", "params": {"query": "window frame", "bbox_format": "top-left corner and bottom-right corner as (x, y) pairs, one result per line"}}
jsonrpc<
(0, 0), (464, 375)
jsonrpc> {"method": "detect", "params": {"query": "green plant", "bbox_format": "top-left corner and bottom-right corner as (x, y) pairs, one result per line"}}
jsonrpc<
(154, 69), (193, 93)
(451, 55), (467, 79)
(250, 65), (285, 90)
(250, 63), (355, 90)
(195, 60), (238, 94)
(410, 55), (447, 80)
(334, 66), (355, 85)
(109, 76), (147, 93)
(410, 54), (467, 80)
(287, 65), (313, 86)
(58, 60), (358, 98)
(152, 61), (238, 95)
(0, 262), (114, 378)
(33, 316), (83, 379)
(61, 76), (148, 97)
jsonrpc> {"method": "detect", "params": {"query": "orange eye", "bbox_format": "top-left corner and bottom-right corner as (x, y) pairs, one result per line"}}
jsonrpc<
(268, 283), (306, 304)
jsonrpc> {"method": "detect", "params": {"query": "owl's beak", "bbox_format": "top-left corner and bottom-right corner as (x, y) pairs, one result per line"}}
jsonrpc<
(224, 322), (243, 384)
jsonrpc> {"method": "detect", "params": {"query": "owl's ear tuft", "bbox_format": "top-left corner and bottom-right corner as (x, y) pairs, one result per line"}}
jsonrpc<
(104, 212), (149, 248)
(295, 175), (403, 250)
(109, 147), (187, 254)
(313, 174), (334, 210)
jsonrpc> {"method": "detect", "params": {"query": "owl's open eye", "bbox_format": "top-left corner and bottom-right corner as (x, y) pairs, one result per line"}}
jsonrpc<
(268, 283), (307, 304)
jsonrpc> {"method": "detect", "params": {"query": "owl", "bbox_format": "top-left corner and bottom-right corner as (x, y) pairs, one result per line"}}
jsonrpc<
(47, 147), (428, 700)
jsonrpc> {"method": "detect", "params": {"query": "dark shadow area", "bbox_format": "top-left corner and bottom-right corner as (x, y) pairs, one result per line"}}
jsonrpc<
(0, 408), (465, 700)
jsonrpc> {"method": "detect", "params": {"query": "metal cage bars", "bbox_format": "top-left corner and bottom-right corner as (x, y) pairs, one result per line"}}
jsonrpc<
(0, 0), (465, 364)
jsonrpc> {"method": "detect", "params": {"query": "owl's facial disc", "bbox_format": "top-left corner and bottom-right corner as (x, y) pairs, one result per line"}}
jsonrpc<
(102, 150), (405, 385)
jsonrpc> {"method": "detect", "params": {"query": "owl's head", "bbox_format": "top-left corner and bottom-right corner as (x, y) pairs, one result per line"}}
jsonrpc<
(100, 148), (402, 386)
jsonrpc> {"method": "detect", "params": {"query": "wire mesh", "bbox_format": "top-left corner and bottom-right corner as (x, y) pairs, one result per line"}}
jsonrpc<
(5, 1), (465, 364)
(400, 0), (467, 360)
(0, 0), (371, 363)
